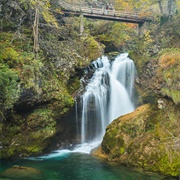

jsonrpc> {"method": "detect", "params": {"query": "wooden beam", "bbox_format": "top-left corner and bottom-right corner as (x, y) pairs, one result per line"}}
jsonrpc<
(61, 10), (151, 25)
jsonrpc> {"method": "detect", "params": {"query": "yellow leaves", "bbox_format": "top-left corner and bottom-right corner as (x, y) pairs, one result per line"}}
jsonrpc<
(55, 9), (63, 14)
(160, 56), (175, 68)
(45, 2), (51, 8)
(177, 1), (180, 11)
(115, 0), (133, 10)
(30, 0), (59, 28)
(30, 0), (37, 7)
(115, 0), (152, 13)
(41, 11), (59, 28)
(0, 47), (19, 62)
(159, 51), (180, 69)
(30, 0), (50, 7)
(144, 31), (153, 43)
(126, 23), (138, 29)
(158, 49), (180, 69)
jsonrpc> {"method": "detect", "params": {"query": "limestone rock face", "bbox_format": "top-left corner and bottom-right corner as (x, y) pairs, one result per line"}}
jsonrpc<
(101, 103), (180, 176)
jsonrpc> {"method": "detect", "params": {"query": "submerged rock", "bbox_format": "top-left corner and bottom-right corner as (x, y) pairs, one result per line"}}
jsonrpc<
(0, 165), (43, 179)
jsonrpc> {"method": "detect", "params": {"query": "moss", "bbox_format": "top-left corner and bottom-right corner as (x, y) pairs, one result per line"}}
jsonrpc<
(121, 123), (138, 137)
(0, 108), (58, 158)
(119, 147), (125, 155)
(102, 127), (118, 153)
(145, 107), (160, 132)
(161, 88), (180, 104)
(156, 145), (180, 176)
(67, 76), (81, 95)
(100, 103), (180, 177)
(157, 48), (180, 105)
(80, 36), (103, 61)
(0, 166), (43, 179)
(102, 126), (127, 159)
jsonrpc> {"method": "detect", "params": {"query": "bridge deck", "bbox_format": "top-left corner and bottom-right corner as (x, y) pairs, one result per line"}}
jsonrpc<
(58, 1), (153, 24)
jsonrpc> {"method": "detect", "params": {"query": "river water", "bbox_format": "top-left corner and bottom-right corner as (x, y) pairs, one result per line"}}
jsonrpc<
(0, 151), (175, 179)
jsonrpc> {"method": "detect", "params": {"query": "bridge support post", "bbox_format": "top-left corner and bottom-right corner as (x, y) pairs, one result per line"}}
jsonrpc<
(80, 14), (84, 35)
(138, 22), (149, 35)
(138, 23), (143, 35)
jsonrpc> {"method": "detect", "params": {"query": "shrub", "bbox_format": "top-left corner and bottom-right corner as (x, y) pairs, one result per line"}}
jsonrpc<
(158, 48), (180, 68)
(0, 64), (20, 110)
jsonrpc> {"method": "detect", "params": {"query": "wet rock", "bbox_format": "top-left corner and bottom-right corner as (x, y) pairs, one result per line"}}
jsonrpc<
(0, 165), (43, 179)
(157, 98), (166, 109)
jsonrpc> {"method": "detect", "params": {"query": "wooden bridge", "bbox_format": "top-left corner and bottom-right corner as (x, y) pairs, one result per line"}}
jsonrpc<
(58, 1), (153, 25)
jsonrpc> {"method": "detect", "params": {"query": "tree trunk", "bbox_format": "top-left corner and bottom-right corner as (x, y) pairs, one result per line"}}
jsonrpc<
(167, 0), (176, 16)
(157, 0), (164, 14)
(80, 14), (84, 35)
(33, 4), (39, 57)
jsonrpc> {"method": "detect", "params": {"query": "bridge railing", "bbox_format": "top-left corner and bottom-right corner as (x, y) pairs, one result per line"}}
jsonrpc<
(58, 0), (153, 21)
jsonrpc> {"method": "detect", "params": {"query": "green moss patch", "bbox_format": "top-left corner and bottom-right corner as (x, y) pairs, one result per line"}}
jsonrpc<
(101, 103), (180, 177)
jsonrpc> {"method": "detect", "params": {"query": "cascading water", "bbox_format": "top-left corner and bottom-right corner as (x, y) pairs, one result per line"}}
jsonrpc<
(75, 53), (136, 153)
(111, 53), (136, 99)
(108, 53), (135, 121)
(81, 56), (110, 144)
(26, 53), (137, 157)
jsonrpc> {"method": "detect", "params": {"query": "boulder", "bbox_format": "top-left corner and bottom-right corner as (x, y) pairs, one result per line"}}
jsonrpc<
(100, 103), (180, 177)
(0, 165), (43, 179)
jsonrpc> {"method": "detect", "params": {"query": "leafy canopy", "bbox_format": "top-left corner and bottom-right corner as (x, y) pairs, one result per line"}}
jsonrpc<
(20, 0), (59, 28)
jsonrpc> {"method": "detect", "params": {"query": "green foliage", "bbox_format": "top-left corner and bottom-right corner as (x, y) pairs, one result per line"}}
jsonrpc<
(0, 47), (19, 68)
(86, 20), (136, 51)
(67, 76), (81, 95)
(158, 48), (180, 60)
(80, 36), (103, 60)
(29, 0), (59, 28)
(0, 31), (34, 65)
(0, 33), (19, 67)
(0, 64), (20, 110)
(101, 23), (135, 47)
(130, 14), (180, 76)
(0, 31), (44, 93)
(158, 48), (180, 104)
(20, 56), (44, 91)
(8, 0), (59, 29)
(27, 108), (56, 132)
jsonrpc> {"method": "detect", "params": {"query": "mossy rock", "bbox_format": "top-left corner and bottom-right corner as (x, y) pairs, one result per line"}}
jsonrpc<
(100, 103), (180, 177)
(161, 88), (180, 105)
(0, 165), (43, 179)
(0, 108), (57, 158)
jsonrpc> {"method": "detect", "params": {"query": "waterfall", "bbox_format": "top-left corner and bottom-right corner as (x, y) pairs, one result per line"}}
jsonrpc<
(75, 53), (136, 153)
(108, 53), (135, 121)
(81, 56), (110, 144)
